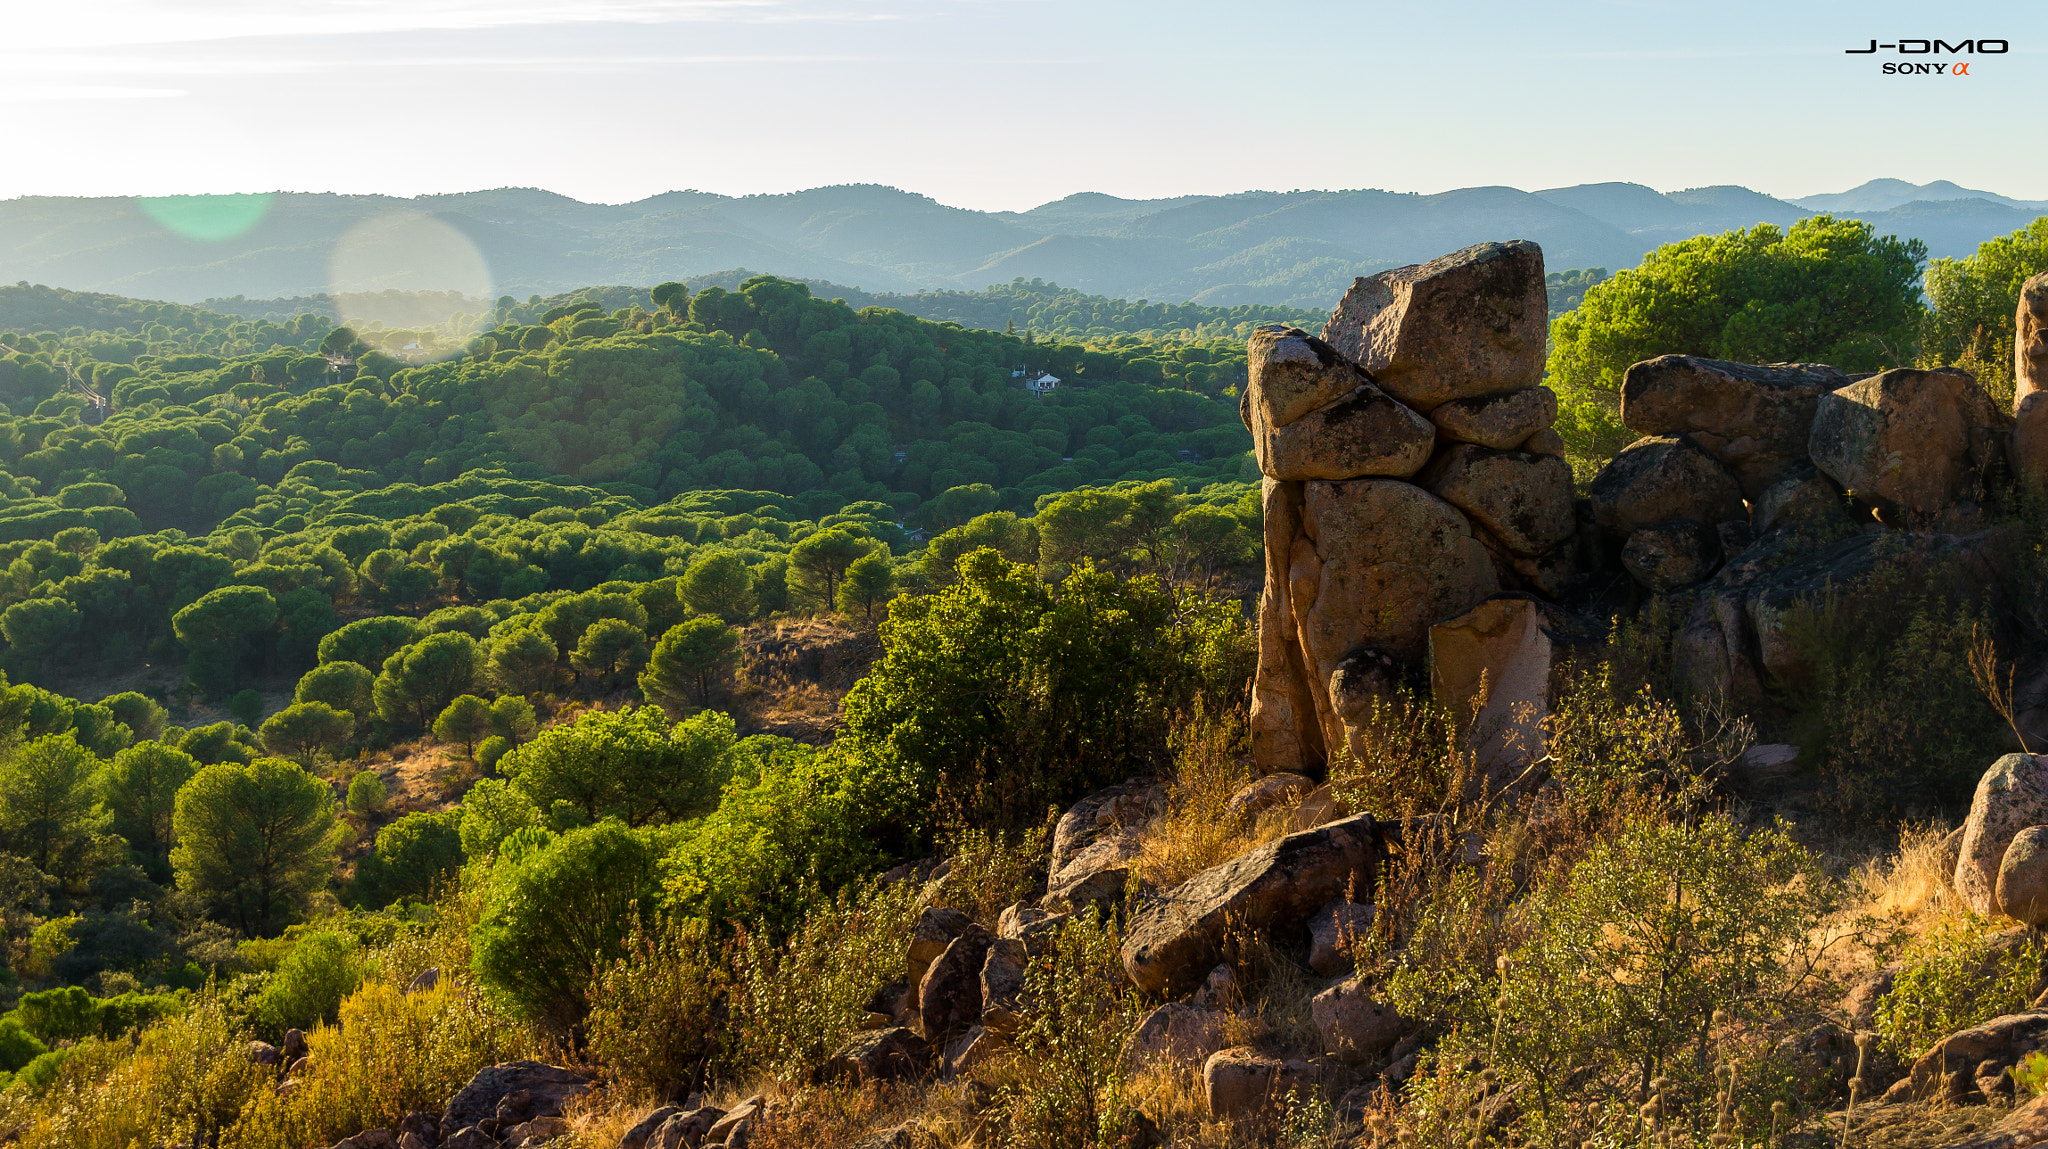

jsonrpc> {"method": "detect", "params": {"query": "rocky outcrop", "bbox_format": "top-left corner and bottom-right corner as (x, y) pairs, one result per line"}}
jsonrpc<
(2007, 275), (2048, 493)
(1122, 814), (1378, 996)
(919, 925), (995, 1043)
(1808, 367), (2007, 523)
(1044, 778), (1165, 911)
(1883, 1011), (2048, 1104)
(1958, 755), (2048, 914)
(1619, 356), (1848, 497)
(440, 1062), (589, 1144)
(1249, 241), (1561, 777)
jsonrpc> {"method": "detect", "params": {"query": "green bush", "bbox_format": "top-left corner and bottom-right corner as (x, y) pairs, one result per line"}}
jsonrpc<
(0, 1015), (47, 1072)
(1876, 913), (2044, 1058)
(470, 819), (659, 1030)
(587, 914), (727, 1096)
(13, 985), (96, 1043)
(15, 1046), (75, 1095)
(252, 931), (362, 1035)
(346, 770), (387, 817)
(353, 812), (463, 909)
(838, 548), (1253, 838)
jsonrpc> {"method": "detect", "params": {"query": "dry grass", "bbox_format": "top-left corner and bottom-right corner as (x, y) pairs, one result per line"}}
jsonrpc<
(1131, 716), (1291, 891)
(1849, 822), (1962, 928)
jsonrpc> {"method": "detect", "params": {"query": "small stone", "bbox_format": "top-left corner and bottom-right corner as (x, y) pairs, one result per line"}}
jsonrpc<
(405, 967), (440, 995)
(1957, 754), (2048, 913)
(617, 1106), (681, 1149)
(1224, 773), (1315, 824)
(816, 1028), (930, 1085)
(1202, 1047), (1326, 1118)
(1733, 743), (1800, 784)
(906, 907), (973, 990)
(1306, 899), (1375, 977)
(1311, 979), (1405, 1064)
(249, 1040), (281, 1066)
(980, 938), (1028, 1035)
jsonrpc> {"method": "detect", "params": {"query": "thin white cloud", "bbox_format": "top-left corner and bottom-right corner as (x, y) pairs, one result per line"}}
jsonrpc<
(14, 0), (899, 49)
(0, 85), (187, 102)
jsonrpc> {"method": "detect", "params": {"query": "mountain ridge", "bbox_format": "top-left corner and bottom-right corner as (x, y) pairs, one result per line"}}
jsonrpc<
(0, 179), (2039, 309)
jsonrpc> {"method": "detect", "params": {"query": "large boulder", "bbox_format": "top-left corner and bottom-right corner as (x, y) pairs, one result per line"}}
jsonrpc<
(1252, 380), (1436, 482)
(1621, 519), (1720, 593)
(1670, 590), (1765, 712)
(1203, 1047), (1327, 1118)
(816, 1028), (930, 1085)
(979, 938), (1028, 1035)
(1999, 827), (2048, 928)
(1311, 979), (1405, 1064)
(919, 924), (995, 1043)
(1225, 773), (1315, 824)
(906, 907), (973, 993)
(1619, 356), (1848, 497)
(1122, 814), (1378, 996)
(1883, 1010), (2048, 1104)
(1418, 445), (1576, 557)
(1045, 778), (1166, 911)
(1809, 367), (2006, 522)
(1248, 478), (1323, 774)
(1958, 755), (2048, 914)
(1427, 597), (1550, 790)
(1319, 240), (1548, 413)
(1587, 435), (1746, 538)
(440, 1062), (589, 1142)
(1244, 325), (1374, 429)
(1428, 386), (1557, 450)
(1294, 478), (1500, 670)
(1125, 1003), (1230, 1069)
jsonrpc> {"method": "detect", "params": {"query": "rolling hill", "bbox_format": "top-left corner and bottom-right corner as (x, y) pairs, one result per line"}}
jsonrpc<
(0, 178), (2039, 309)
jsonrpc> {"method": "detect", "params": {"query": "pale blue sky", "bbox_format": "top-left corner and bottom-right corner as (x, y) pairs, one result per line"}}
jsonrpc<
(2, 0), (2040, 209)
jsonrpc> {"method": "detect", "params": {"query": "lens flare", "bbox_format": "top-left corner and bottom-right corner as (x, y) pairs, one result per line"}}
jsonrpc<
(136, 193), (272, 241)
(328, 211), (493, 307)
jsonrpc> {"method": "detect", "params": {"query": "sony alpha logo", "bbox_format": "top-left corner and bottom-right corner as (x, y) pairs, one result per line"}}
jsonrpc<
(1846, 39), (2007, 75)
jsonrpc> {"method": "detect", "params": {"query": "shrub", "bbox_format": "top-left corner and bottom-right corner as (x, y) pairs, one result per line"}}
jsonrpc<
(1875, 912), (2044, 1058)
(353, 812), (463, 909)
(987, 912), (1145, 1149)
(346, 770), (387, 817)
(726, 878), (921, 1080)
(838, 549), (1253, 839)
(470, 820), (659, 1030)
(474, 735), (511, 775)
(15, 1047), (77, 1095)
(0, 1015), (47, 1071)
(14, 985), (97, 1043)
(1391, 812), (1835, 1120)
(499, 705), (737, 827)
(221, 980), (527, 1149)
(587, 914), (728, 1097)
(252, 932), (363, 1036)
(228, 690), (265, 728)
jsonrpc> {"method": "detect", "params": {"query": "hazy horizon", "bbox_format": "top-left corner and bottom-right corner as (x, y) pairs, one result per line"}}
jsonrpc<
(4, 0), (2042, 213)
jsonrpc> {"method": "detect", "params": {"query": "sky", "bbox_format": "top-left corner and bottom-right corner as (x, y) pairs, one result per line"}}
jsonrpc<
(1, 0), (2042, 211)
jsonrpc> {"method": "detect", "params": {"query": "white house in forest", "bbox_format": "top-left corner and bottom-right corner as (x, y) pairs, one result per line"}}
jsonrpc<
(1022, 370), (1060, 395)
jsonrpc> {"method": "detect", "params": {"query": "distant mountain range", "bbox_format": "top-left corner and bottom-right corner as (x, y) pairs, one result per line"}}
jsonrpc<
(0, 178), (2039, 310)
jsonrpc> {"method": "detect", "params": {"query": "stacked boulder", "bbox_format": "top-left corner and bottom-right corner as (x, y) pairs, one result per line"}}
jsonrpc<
(1587, 354), (2011, 709)
(1246, 240), (1571, 778)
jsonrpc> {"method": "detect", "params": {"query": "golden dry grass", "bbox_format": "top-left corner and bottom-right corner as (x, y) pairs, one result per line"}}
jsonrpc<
(1130, 717), (1295, 891)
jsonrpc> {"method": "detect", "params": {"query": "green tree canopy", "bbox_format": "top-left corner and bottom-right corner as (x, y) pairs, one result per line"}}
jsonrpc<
(170, 756), (338, 936)
(499, 705), (738, 827)
(0, 735), (104, 876)
(1548, 216), (1928, 460)
(353, 810), (462, 909)
(787, 528), (871, 608)
(259, 701), (354, 761)
(679, 551), (757, 624)
(1920, 217), (2048, 402)
(98, 740), (197, 867)
(639, 617), (742, 717)
(372, 632), (483, 731)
